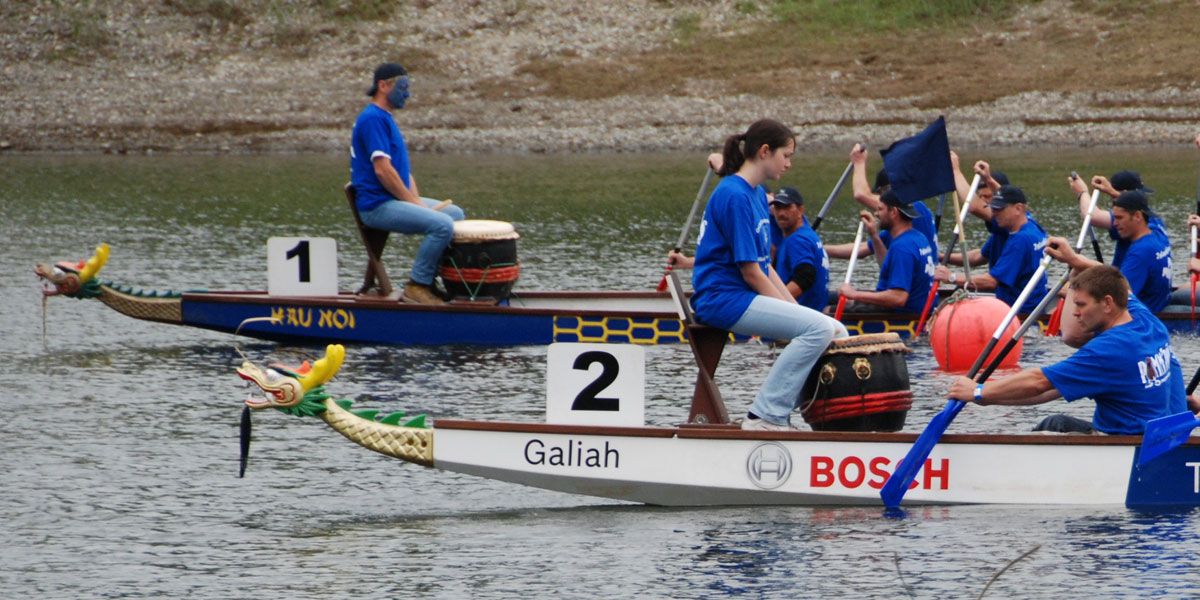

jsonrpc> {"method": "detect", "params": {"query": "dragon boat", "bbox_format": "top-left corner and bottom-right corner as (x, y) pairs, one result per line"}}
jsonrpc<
(35, 244), (1200, 347)
(237, 340), (1200, 509)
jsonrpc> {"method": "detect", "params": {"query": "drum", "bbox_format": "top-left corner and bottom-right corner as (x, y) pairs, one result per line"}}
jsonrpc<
(799, 332), (912, 432)
(439, 219), (521, 301)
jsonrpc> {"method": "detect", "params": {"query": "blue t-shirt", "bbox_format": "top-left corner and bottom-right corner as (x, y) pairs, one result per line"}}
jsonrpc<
(1041, 297), (1185, 434)
(691, 176), (773, 329)
(775, 223), (830, 311)
(874, 228), (936, 313)
(1110, 230), (1172, 313)
(870, 199), (939, 259)
(1108, 213), (1167, 266)
(981, 218), (1049, 313)
(350, 103), (412, 213)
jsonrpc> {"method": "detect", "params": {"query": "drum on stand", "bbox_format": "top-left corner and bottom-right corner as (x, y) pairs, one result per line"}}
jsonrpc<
(799, 332), (912, 432)
(439, 219), (520, 301)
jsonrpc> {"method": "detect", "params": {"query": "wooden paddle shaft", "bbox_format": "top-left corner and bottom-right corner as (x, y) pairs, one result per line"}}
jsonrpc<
(673, 169), (715, 251)
(811, 159), (855, 232)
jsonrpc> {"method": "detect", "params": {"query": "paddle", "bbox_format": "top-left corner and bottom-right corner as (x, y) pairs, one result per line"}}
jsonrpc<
(933, 192), (948, 234)
(1046, 188), (1102, 337)
(880, 253), (1055, 508)
(656, 169), (715, 292)
(833, 219), (867, 321)
(1191, 223), (1197, 327)
(1137, 366), (1200, 466)
(915, 175), (982, 336)
(810, 157), (856, 232)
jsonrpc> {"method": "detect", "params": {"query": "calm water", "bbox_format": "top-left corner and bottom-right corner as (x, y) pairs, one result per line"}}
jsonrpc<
(4, 150), (1200, 597)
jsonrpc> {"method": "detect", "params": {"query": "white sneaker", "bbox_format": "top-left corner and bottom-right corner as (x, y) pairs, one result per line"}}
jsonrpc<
(741, 416), (796, 431)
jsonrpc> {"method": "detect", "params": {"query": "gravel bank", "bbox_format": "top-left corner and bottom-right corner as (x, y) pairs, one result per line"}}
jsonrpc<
(2, 1), (1198, 155)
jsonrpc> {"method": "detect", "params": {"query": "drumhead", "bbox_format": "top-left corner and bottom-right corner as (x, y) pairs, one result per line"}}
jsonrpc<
(824, 332), (907, 355)
(452, 219), (519, 242)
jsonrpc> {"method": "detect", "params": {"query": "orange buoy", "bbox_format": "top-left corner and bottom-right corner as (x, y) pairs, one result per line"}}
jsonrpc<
(929, 296), (1023, 373)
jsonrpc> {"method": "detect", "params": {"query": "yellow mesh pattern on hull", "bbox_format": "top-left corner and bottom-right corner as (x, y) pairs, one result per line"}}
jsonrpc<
(552, 315), (687, 345)
(319, 399), (434, 467)
(98, 287), (182, 323)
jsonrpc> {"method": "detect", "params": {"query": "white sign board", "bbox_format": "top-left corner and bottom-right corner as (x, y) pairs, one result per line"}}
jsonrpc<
(546, 343), (645, 427)
(267, 237), (339, 297)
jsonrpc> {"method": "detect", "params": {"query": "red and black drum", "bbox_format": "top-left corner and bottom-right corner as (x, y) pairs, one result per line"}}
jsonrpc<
(439, 219), (521, 301)
(799, 333), (912, 432)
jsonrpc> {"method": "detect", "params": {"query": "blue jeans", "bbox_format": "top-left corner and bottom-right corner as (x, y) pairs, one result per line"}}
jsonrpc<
(360, 197), (465, 285)
(731, 296), (849, 426)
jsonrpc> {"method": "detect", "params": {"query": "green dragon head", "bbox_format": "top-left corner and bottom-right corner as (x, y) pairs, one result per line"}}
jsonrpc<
(35, 243), (109, 298)
(238, 343), (346, 417)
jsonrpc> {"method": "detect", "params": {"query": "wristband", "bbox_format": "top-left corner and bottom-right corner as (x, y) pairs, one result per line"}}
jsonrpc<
(950, 272), (958, 284)
(974, 383), (984, 403)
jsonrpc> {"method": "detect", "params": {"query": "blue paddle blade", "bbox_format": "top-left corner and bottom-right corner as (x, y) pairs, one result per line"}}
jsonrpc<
(881, 400), (966, 508)
(1138, 411), (1200, 466)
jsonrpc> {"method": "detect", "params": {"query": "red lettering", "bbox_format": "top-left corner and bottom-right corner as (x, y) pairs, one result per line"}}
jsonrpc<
(868, 456), (891, 490)
(923, 458), (950, 490)
(838, 456), (866, 488)
(811, 456), (834, 487)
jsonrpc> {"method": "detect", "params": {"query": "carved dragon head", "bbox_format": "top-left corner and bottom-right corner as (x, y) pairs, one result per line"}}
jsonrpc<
(35, 243), (110, 298)
(238, 344), (346, 417)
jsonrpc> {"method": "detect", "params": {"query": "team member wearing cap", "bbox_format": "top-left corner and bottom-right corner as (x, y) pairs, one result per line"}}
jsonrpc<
(946, 265), (1184, 435)
(826, 144), (938, 261)
(935, 185), (1049, 312)
(1076, 169), (1169, 266)
(770, 187), (831, 312)
(350, 62), (466, 305)
(836, 189), (936, 313)
(1064, 179), (1172, 312)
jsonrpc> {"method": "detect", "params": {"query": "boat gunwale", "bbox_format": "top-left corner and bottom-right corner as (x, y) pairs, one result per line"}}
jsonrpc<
(434, 418), (1200, 447)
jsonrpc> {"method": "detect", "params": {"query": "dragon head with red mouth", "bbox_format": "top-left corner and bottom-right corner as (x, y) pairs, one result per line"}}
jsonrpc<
(35, 243), (110, 298)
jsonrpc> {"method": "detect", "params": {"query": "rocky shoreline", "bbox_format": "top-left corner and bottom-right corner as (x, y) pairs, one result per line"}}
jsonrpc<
(2, 1), (1198, 155)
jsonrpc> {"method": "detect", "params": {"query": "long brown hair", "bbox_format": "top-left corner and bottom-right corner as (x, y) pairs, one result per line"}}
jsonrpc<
(717, 119), (795, 177)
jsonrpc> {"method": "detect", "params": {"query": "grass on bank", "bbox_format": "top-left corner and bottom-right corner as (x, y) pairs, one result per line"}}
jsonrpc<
(505, 0), (1197, 109)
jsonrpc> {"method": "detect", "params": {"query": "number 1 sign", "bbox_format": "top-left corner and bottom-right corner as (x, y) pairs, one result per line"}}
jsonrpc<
(546, 343), (645, 427)
(267, 237), (339, 296)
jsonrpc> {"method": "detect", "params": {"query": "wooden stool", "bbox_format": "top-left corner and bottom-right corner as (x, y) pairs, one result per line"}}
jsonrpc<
(344, 183), (394, 297)
(666, 272), (730, 424)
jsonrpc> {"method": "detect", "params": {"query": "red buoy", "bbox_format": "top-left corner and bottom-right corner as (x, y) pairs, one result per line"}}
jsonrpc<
(929, 296), (1023, 373)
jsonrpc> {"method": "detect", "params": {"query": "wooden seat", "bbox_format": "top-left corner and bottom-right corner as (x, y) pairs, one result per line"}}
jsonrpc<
(666, 272), (730, 425)
(344, 183), (394, 297)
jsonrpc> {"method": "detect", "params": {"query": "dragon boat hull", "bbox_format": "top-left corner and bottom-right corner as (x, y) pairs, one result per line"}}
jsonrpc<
(73, 287), (1200, 346)
(310, 401), (1200, 508)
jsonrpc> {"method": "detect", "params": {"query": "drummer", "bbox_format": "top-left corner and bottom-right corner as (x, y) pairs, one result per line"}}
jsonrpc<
(946, 265), (1184, 435)
(690, 119), (847, 432)
(769, 187), (831, 312)
(350, 62), (465, 305)
(835, 190), (936, 313)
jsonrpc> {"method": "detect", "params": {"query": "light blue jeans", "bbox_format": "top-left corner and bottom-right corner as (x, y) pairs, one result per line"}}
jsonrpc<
(731, 296), (849, 426)
(360, 197), (466, 285)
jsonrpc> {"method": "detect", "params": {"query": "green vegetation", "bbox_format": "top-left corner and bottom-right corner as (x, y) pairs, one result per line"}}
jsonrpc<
(770, 0), (1018, 31)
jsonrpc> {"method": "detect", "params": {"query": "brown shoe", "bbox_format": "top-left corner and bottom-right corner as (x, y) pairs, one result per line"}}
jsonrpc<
(401, 281), (445, 305)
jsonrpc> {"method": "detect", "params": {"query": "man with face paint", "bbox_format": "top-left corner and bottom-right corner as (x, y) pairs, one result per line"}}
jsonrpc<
(350, 62), (465, 304)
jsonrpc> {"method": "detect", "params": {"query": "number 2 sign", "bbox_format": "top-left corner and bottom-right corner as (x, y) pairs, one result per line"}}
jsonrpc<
(267, 237), (339, 296)
(546, 343), (645, 427)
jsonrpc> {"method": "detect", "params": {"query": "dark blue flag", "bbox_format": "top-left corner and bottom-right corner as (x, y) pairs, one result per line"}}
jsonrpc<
(880, 116), (955, 204)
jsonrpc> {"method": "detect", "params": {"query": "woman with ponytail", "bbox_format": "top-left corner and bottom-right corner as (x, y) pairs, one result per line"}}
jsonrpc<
(692, 119), (848, 431)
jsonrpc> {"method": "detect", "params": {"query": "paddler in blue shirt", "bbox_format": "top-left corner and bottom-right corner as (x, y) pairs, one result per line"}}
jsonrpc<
(1067, 175), (1172, 312)
(769, 186), (831, 312)
(935, 181), (1049, 313)
(691, 119), (848, 432)
(947, 265), (1184, 435)
(835, 189), (936, 313)
(825, 144), (938, 262)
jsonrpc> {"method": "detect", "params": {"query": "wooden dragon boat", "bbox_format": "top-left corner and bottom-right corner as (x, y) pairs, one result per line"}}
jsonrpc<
(236, 342), (1200, 509)
(35, 244), (1200, 347)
